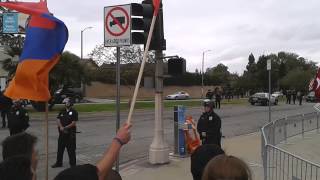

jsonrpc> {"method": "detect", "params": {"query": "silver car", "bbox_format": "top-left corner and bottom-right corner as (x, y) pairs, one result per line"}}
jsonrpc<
(166, 91), (190, 100)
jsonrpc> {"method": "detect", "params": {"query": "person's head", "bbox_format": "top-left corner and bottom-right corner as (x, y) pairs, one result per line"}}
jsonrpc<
(202, 154), (252, 180)
(54, 165), (123, 180)
(54, 164), (99, 180)
(2, 133), (38, 170)
(191, 144), (225, 180)
(203, 99), (214, 112)
(63, 98), (73, 109)
(0, 155), (34, 180)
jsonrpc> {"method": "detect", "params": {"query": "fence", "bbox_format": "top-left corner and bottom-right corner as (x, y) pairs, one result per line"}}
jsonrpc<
(261, 112), (320, 180)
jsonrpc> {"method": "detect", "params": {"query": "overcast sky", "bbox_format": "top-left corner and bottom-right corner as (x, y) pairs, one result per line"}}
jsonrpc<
(43, 0), (320, 74)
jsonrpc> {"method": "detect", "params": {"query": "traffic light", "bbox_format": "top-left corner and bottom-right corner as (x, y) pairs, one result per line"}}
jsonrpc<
(131, 0), (166, 50)
(168, 58), (186, 75)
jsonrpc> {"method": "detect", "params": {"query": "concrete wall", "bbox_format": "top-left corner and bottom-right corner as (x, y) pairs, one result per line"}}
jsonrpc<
(85, 82), (220, 99)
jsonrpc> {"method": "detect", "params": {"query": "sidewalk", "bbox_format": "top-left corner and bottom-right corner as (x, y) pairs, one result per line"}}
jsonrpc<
(121, 132), (264, 180)
(278, 130), (320, 165)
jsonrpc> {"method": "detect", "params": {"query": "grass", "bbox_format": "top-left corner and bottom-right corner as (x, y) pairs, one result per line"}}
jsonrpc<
(28, 98), (249, 113)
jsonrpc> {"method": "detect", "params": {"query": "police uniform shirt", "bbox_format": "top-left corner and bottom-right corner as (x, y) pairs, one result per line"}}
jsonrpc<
(7, 107), (29, 129)
(197, 111), (221, 140)
(57, 108), (78, 133)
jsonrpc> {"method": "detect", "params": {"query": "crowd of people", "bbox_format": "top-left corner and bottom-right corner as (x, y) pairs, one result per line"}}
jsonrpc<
(284, 90), (303, 105)
(0, 90), (252, 180)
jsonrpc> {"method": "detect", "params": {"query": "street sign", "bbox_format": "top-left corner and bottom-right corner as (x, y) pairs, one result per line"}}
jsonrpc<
(1, 12), (29, 34)
(3, 13), (18, 33)
(267, 59), (271, 70)
(104, 4), (131, 47)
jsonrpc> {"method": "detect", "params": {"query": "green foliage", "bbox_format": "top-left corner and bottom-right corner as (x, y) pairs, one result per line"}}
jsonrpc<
(50, 51), (92, 91)
(239, 52), (317, 93)
(206, 63), (230, 85)
(280, 68), (315, 91)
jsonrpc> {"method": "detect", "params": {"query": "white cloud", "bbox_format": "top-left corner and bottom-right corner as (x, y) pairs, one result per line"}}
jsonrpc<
(41, 0), (320, 73)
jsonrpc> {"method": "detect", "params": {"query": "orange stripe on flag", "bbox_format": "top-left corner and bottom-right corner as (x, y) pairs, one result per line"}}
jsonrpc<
(4, 55), (60, 101)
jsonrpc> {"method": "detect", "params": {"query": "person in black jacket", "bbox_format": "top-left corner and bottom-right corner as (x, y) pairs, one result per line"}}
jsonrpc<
(205, 90), (214, 100)
(52, 98), (78, 168)
(7, 100), (29, 136)
(215, 92), (221, 109)
(0, 91), (12, 128)
(197, 99), (222, 147)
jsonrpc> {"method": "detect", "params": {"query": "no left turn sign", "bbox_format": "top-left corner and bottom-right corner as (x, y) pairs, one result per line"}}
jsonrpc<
(104, 4), (131, 47)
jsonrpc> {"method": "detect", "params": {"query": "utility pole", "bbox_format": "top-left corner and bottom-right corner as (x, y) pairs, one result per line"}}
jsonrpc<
(149, 50), (169, 164)
(80, 26), (93, 96)
(149, 2), (169, 164)
(201, 50), (211, 99)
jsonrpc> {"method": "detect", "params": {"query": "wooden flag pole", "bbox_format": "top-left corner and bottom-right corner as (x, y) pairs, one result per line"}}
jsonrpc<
(127, 14), (158, 124)
(45, 102), (49, 180)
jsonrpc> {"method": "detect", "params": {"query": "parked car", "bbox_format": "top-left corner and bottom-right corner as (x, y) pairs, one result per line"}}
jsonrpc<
(306, 91), (319, 102)
(52, 86), (83, 104)
(166, 91), (190, 100)
(249, 92), (278, 106)
(272, 91), (283, 98)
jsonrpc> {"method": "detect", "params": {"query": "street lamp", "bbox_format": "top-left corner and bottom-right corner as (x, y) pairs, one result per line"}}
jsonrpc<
(201, 50), (212, 99)
(80, 26), (93, 98)
(80, 26), (93, 60)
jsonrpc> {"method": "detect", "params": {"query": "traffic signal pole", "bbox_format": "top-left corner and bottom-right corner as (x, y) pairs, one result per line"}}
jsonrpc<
(130, 0), (169, 164)
(149, 50), (170, 164)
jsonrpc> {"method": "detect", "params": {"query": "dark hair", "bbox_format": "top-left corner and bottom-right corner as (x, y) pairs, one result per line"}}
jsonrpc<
(191, 144), (225, 180)
(2, 132), (37, 160)
(54, 164), (99, 180)
(202, 155), (252, 180)
(0, 155), (33, 180)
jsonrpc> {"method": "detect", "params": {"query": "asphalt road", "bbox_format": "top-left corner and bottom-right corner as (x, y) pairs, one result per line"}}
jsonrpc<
(0, 101), (316, 179)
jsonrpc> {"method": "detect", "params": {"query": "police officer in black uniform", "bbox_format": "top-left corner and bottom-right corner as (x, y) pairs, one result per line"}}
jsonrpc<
(7, 100), (29, 135)
(197, 99), (222, 147)
(52, 98), (78, 168)
(0, 91), (12, 128)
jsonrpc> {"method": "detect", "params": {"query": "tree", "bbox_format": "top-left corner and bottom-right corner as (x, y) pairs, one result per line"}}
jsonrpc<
(237, 51), (317, 93)
(280, 68), (314, 92)
(206, 63), (230, 85)
(89, 44), (155, 65)
(50, 51), (92, 91)
(246, 53), (257, 74)
(1, 46), (22, 77)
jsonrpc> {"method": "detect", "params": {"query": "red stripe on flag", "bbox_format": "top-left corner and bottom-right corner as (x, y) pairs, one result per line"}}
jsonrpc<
(153, 0), (161, 16)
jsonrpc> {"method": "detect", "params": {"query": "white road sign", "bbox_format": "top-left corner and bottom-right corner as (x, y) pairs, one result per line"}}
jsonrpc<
(104, 4), (131, 47)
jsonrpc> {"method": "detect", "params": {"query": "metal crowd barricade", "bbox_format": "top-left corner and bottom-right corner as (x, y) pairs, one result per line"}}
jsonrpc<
(261, 112), (320, 180)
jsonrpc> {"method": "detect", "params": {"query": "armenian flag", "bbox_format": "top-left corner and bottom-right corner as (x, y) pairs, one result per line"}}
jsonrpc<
(0, 1), (68, 101)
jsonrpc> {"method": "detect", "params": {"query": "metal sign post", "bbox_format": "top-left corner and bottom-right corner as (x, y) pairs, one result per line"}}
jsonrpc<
(267, 59), (271, 122)
(104, 4), (131, 171)
(115, 47), (121, 171)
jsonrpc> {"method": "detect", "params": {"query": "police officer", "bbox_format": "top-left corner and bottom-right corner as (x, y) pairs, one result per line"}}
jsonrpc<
(7, 100), (29, 135)
(206, 89), (214, 100)
(52, 98), (78, 168)
(0, 91), (12, 128)
(197, 99), (222, 147)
